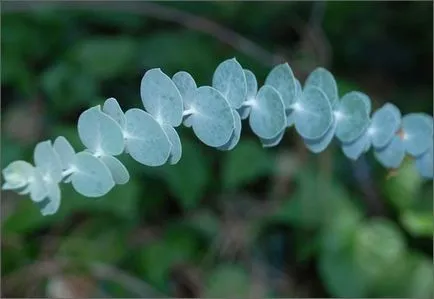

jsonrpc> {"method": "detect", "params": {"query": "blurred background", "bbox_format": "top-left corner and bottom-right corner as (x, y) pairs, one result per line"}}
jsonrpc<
(1, 1), (433, 298)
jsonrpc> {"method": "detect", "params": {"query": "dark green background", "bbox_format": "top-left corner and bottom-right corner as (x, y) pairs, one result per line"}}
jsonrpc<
(1, 1), (433, 298)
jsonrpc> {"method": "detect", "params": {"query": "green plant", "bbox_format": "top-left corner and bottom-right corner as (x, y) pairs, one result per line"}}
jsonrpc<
(2, 58), (433, 216)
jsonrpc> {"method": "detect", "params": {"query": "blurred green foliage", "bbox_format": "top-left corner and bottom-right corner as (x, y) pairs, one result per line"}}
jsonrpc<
(1, 2), (432, 298)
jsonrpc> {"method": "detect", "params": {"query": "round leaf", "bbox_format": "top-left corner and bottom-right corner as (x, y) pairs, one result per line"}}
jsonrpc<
(99, 155), (130, 185)
(294, 86), (333, 139)
(212, 58), (247, 109)
(260, 129), (285, 148)
(40, 182), (61, 216)
(402, 113), (433, 156)
(172, 71), (197, 110)
(53, 136), (75, 170)
(355, 92), (372, 114)
(190, 86), (234, 147)
(2, 161), (35, 190)
(415, 145), (433, 179)
(374, 135), (405, 169)
(305, 67), (339, 108)
(265, 63), (297, 109)
(70, 151), (115, 197)
(29, 168), (48, 202)
(77, 106), (125, 156)
(244, 69), (257, 101)
(218, 109), (242, 151)
(140, 68), (183, 126)
(102, 97), (126, 129)
(182, 114), (193, 128)
(34, 140), (63, 183)
(335, 92), (370, 143)
(342, 130), (371, 160)
(161, 124), (182, 164)
(249, 85), (286, 139)
(124, 108), (171, 167)
(370, 103), (401, 149)
(304, 117), (338, 153)
(238, 69), (257, 119)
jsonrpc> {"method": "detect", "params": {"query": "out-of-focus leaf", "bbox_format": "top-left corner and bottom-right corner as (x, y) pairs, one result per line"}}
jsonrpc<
(42, 62), (98, 112)
(204, 264), (250, 298)
(138, 225), (200, 291)
(159, 138), (211, 210)
(369, 251), (428, 297)
(58, 220), (128, 264)
(320, 197), (363, 253)
(353, 219), (406, 284)
(318, 249), (369, 298)
(406, 256), (434, 298)
(70, 37), (137, 79)
(222, 139), (274, 190)
(383, 158), (422, 210)
(400, 210), (433, 237)
(271, 170), (359, 230)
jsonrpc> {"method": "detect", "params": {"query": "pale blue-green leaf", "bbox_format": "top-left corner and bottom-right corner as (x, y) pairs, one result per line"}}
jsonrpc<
(374, 135), (405, 169)
(339, 91), (372, 114)
(218, 110), (241, 151)
(370, 103), (401, 149)
(260, 129), (285, 148)
(286, 109), (296, 127)
(249, 85), (286, 139)
(265, 63), (297, 109)
(161, 124), (182, 164)
(335, 92), (370, 143)
(244, 69), (257, 101)
(140, 68), (183, 126)
(53, 136), (75, 170)
(353, 92), (372, 114)
(2, 161), (34, 190)
(102, 97), (126, 129)
(190, 86), (234, 147)
(304, 117), (338, 153)
(286, 80), (302, 127)
(182, 114), (193, 128)
(172, 71), (197, 110)
(212, 58), (247, 109)
(124, 108), (171, 167)
(342, 130), (371, 160)
(237, 69), (257, 120)
(402, 113), (433, 156)
(34, 140), (63, 183)
(295, 79), (302, 99)
(40, 182), (61, 216)
(237, 106), (251, 120)
(305, 67), (339, 108)
(99, 155), (130, 185)
(421, 113), (433, 131)
(415, 145), (433, 179)
(77, 106), (125, 156)
(294, 86), (333, 139)
(29, 169), (47, 202)
(70, 151), (115, 197)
